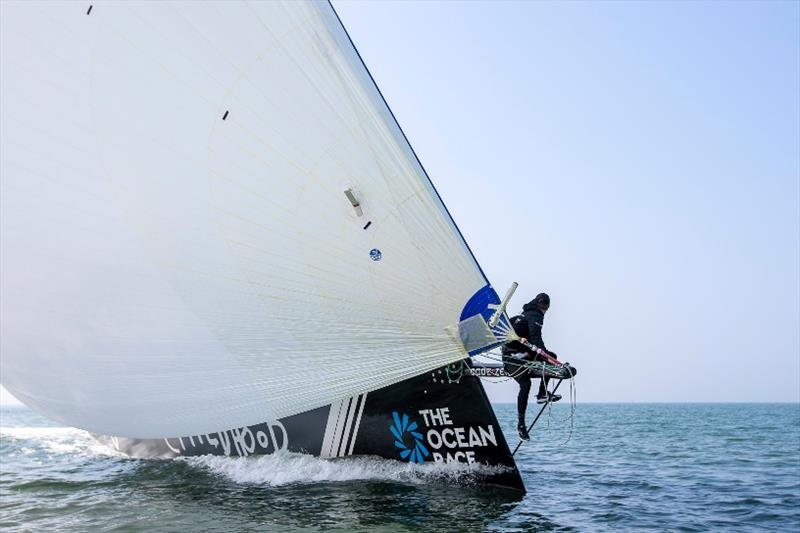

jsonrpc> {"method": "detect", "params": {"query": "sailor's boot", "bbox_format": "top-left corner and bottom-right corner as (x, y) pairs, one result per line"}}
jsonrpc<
(517, 418), (529, 440)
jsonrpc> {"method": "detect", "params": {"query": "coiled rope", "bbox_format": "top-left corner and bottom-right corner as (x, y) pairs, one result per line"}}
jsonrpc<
(474, 350), (577, 452)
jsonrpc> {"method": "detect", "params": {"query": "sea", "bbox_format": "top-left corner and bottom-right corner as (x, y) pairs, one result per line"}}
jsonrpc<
(1, 403), (798, 532)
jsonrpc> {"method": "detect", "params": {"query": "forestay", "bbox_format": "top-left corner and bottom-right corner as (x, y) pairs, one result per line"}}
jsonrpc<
(0, 0), (511, 438)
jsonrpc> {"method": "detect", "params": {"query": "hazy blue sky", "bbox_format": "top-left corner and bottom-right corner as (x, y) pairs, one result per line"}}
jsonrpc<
(1, 0), (798, 406)
(331, 0), (800, 403)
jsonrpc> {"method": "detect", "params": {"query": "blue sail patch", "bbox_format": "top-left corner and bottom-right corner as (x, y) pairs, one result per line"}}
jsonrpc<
(458, 285), (513, 357)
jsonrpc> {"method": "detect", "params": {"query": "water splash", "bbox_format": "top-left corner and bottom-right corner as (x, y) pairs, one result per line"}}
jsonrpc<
(0, 426), (125, 458)
(182, 451), (507, 487)
(1, 424), (507, 487)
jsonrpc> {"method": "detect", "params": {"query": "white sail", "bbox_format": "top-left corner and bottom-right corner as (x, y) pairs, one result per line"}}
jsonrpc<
(0, 0), (508, 438)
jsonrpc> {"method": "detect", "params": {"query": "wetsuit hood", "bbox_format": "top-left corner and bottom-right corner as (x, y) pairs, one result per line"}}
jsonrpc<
(523, 293), (550, 312)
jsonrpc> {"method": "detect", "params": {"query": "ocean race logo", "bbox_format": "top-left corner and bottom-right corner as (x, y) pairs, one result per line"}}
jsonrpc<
(390, 407), (498, 464)
(390, 412), (428, 463)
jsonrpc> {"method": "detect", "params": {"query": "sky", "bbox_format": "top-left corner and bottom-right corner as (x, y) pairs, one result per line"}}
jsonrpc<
(328, 0), (800, 403)
(1, 0), (798, 406)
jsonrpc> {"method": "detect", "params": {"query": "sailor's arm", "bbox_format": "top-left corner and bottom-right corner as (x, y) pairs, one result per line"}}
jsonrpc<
(526, 313), (547, 352)
(517, 338), (562, 366)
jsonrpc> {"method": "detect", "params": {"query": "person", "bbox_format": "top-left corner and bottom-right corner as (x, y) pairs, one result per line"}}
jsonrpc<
(502, 292), (562, 440)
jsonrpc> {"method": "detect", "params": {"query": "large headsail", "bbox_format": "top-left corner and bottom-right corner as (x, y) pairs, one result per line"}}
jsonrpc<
(0, 1), (509, 438)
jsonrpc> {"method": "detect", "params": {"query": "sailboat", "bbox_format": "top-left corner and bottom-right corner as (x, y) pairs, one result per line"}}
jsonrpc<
(0, 1), (572, 492)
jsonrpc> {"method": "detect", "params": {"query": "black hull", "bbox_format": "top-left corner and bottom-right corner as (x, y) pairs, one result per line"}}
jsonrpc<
(97, 363), (525, 492)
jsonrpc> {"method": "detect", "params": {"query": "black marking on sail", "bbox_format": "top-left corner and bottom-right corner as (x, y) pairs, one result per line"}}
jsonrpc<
(222, 110), (229, 120)
(87, 5), (93, 15)
(363, 221), (372, 230)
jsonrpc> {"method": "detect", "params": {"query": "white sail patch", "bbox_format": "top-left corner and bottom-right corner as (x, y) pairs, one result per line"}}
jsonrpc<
(457, 315), (499, 353)
(0, 0), (493, 438)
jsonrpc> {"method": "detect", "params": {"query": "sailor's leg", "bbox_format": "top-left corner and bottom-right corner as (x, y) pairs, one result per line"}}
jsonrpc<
(537, 376), (549, 397)
(536, 375), (561, 403)
(515, 372), (532, 427)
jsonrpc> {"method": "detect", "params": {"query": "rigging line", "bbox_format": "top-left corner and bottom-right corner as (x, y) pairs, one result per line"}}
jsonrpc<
(514, 361), (576, 444)
(558, 366), (577, 445)
(511, 378), (565, 457)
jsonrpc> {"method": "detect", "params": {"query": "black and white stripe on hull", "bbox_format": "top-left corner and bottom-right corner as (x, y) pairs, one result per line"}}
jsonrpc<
(320, 393), (367, 459)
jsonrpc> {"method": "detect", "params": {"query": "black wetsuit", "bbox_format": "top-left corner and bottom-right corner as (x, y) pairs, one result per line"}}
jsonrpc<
(502, 302), (550, 426)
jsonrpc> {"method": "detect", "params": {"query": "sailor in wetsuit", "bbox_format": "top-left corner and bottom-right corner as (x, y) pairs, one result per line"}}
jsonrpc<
(502, 292), (562, 440)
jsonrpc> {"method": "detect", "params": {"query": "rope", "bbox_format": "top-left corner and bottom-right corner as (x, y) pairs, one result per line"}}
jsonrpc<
(511, 378), (564, 456)
(445, 361), (465, 383)
(483, 351), (577, 453)
(530, 361), (576, 446)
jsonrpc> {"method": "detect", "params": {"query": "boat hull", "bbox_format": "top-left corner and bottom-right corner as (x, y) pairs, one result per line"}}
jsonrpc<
(97, 363), (525, 492)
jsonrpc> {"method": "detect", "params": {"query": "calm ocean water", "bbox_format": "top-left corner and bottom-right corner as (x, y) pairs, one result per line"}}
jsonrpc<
(1, 403), (798, 532)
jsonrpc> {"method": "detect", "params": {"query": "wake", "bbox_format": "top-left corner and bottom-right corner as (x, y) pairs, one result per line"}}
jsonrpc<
(184, 451), (508, 487)
(1, 425), (506, 487)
